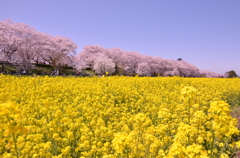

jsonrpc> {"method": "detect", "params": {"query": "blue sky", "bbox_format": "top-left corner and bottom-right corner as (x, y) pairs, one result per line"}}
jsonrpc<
(1, 0), (240, 75)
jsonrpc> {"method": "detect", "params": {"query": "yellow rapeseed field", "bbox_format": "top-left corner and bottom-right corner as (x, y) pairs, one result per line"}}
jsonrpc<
(0, 74), (240, 158)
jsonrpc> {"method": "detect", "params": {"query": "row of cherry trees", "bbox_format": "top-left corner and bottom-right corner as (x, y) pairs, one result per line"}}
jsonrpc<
(0, 20), (223, 77)
(0, 20), (77, 72)
(76, 45), (223, 77)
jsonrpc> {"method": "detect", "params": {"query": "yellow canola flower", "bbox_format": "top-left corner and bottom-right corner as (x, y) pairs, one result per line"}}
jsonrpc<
(0, 75), (239, 157)
(0, 102), (20, 116)
(61, 146), (71, 155)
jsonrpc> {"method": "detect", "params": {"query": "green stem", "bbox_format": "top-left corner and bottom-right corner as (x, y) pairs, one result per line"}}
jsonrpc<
(12, 133), (19, 158)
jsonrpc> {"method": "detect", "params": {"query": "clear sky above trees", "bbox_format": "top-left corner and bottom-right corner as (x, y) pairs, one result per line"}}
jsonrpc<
(0, 0), (239, 75)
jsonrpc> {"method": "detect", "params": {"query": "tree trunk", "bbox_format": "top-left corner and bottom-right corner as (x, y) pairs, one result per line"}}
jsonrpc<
(1, 62), (5, 72)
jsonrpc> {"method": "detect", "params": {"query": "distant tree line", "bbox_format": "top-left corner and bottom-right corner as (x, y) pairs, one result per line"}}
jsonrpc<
(76, 45), (229, 77)
(76, 45), (200, 77)
(0, 19), (237, 77)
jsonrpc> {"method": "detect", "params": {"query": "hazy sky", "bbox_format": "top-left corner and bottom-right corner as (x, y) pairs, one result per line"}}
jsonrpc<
(1, 0), (240, 75)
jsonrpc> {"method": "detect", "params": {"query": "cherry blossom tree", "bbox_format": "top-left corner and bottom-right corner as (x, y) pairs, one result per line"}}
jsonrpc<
(31, 32), (52, 64)
(140, 55), (165, 76)
(0, 20), (40, 72)
(0, 20), (22, 63)
(40, 35), (77, 68)
(136, 62), (151, 76)
(162, 59), (178, 76)
(118, 51), (142, 75)
(155, 57), (166, 75)
(175, 60), (200, 77)
(199, 70), (222, 78)
(107, 48), (125, 75)
(93, 56), (115, 75)
(14, 27), (41, 72)
(77, 45), (107, 70)
(0, 19), (77, 73)
(164, 67), (180, 76)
